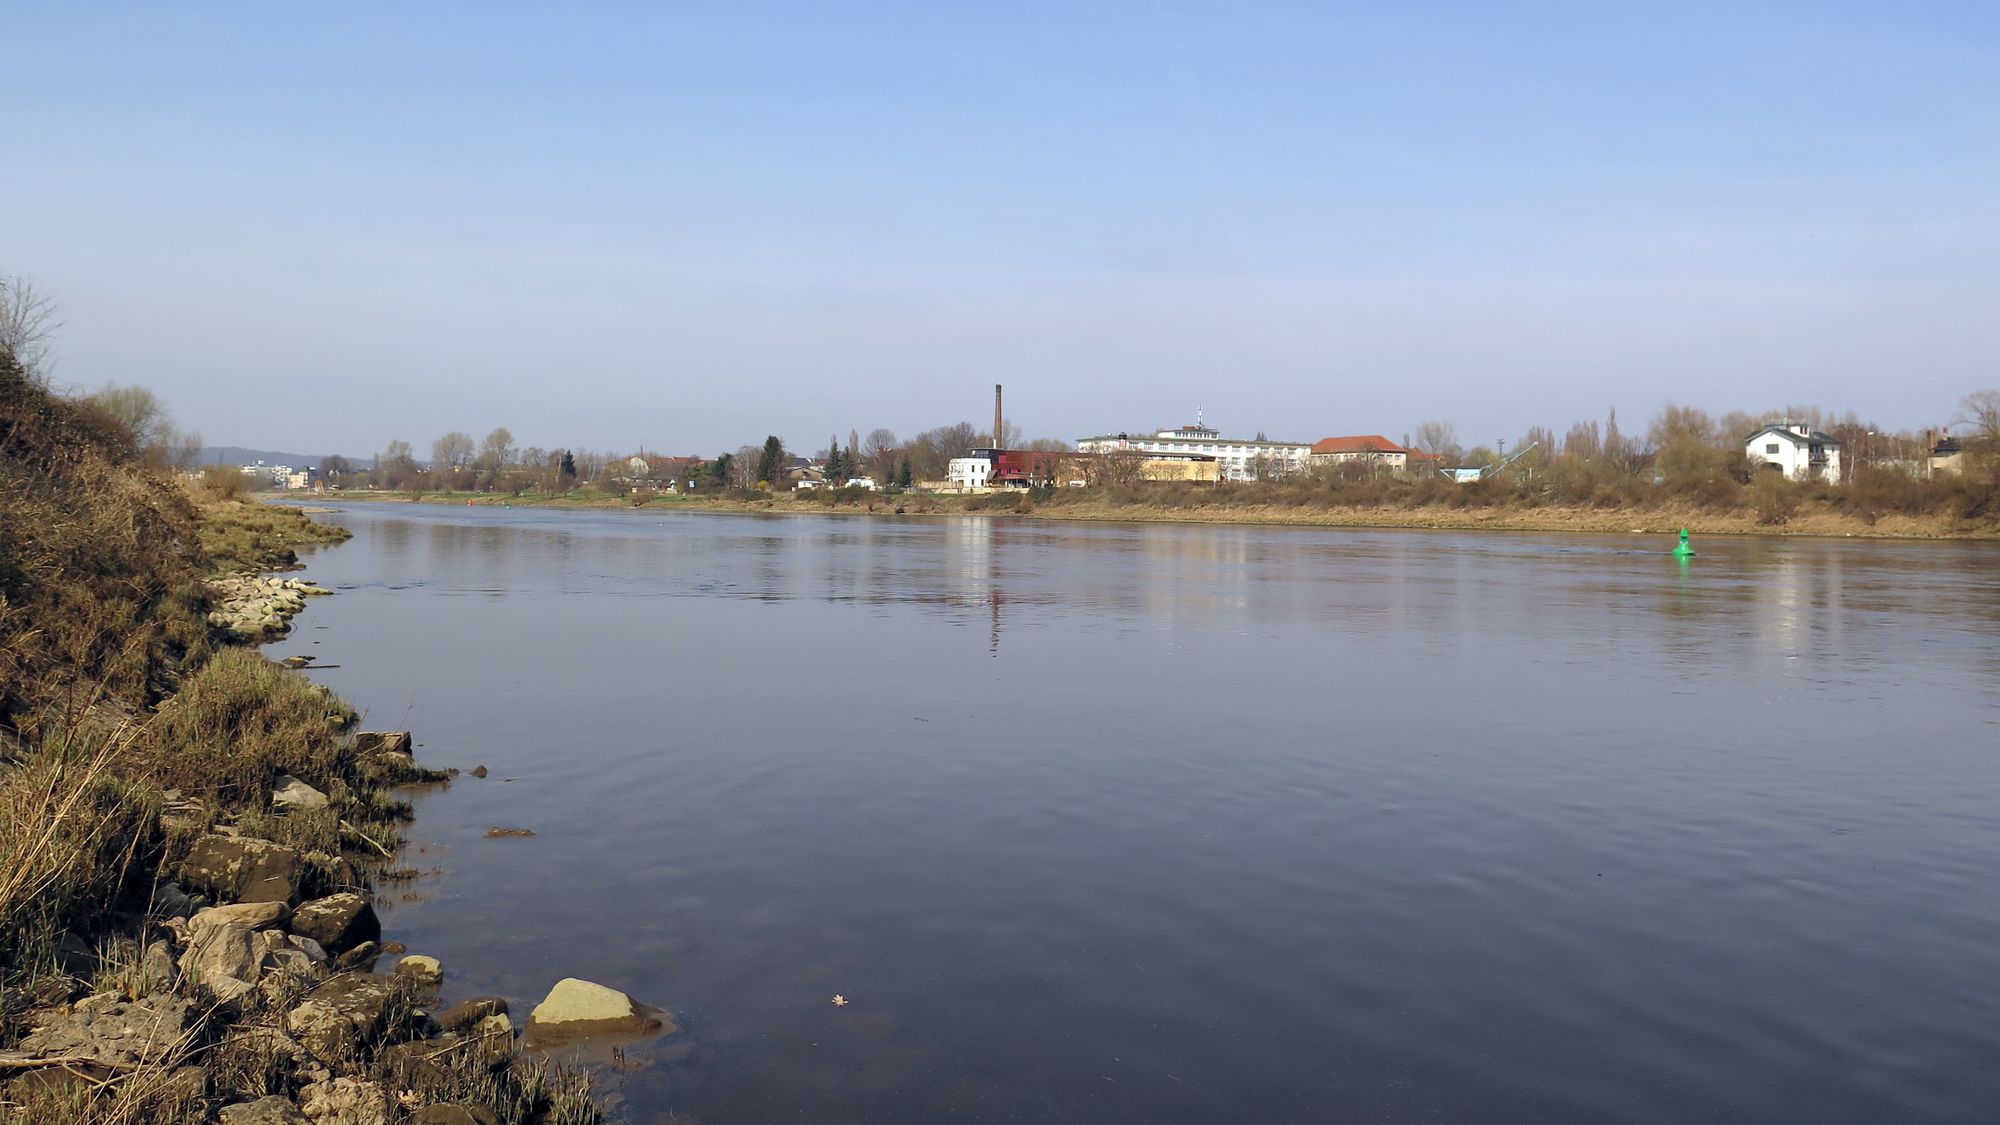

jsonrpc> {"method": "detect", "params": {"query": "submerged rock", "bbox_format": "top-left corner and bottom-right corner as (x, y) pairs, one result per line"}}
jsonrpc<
(526, 978), (670, 1040)
(433, 996), (508, 1033)
(393, 954), (442, 989)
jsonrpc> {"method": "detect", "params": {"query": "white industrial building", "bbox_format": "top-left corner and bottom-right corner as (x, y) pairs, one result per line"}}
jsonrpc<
(1076, 423), (1309, 482)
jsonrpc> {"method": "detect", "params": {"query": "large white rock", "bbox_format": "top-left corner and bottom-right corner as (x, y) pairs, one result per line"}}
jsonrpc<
(526, 978), (669, 1039)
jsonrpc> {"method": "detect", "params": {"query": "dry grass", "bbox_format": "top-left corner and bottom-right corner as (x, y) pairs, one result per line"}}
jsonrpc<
(190, 497), (351, 574)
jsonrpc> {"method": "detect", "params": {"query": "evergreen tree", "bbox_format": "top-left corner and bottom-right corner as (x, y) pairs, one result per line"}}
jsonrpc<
(757, 435), (785, 487)
(898, 459), (912, 487)
(559, 449), (576, 481)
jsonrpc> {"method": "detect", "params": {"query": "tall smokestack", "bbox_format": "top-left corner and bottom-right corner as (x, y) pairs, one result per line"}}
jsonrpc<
(994, 383), (1004, 451)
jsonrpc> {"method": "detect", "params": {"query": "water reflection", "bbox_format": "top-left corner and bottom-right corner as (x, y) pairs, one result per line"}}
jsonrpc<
(273, 504), (2000, 1125)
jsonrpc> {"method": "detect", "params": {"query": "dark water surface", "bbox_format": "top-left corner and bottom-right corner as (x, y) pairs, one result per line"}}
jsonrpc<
(271, 504), (2000, 1124)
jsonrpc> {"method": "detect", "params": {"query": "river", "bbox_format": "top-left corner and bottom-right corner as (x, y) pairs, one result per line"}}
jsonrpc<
(270, 503), (2000, 1124)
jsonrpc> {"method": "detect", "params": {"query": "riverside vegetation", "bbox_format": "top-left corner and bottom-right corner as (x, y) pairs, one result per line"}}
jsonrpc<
(0, 356), (603, 1121)
(347, 452), (2000, 541)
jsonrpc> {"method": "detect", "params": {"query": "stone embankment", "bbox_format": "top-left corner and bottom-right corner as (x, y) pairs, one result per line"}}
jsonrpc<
(206, 574), (333, 641)
(2, 729), (663, 1123)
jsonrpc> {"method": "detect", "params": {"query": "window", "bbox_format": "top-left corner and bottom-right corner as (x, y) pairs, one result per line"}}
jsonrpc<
(1765, 443), (1780, 454)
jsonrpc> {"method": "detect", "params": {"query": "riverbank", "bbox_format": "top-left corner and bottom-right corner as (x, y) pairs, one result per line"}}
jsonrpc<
(322, 487), (2000, 541)
(1, 365), (614, 1122)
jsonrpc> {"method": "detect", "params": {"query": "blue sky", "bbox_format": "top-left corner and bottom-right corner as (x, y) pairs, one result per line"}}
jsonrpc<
(3, 2), (1995, 457)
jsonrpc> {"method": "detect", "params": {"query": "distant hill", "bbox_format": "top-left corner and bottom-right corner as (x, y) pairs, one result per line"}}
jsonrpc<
(198, 446), (364, 468)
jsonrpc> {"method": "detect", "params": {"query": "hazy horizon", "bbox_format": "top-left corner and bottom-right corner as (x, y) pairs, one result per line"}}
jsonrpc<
(4, 3), (1995, 457)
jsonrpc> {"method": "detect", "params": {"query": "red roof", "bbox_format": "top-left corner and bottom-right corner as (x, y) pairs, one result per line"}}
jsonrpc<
(1311, 435), (1406, 455)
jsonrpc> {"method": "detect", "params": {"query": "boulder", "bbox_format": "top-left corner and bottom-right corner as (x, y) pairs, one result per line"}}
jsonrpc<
(526, 978), (668, 1040)
(149, 882), (199, 919)
(142, 939), (177, 990)
(218, 1096), (310, 1125)
(178, 834), (303, 904)
(334, 941), (381, 972)
(193, 900), (291, 932)
(222, 1026), (307, 1077)
(272, 774), (330, 811)
(285, 973), (397, 1063)
(290, 893), (379, 955)
(393, 955), (442, 989)
(298, 1075), (391, 1125)
(179, 920), (263, 1005)
(351, 731), (412, 756)
(433, 996), (508, 1034)
(17, 992), (193, 1066)
(471, 1012), (516, 1068)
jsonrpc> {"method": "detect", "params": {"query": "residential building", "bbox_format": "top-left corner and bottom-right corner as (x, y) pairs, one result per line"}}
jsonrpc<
(946, 456), (993, 490)
(1745, 422), (1841, 481)
(1929, 434), (1986, 477)
(1076, 423), (1309, 481)
(1310, 435), (1411, 472)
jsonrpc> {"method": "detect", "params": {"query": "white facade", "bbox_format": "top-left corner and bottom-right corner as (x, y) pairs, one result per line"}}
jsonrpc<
(1746, 423), (1842, 481)
(946, 456), (993, 490)
(1076, 425), (1309, 482)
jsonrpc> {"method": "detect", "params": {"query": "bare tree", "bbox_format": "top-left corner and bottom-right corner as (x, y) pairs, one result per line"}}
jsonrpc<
(1086, 450), (1148, 488)
(1562, 419), (1601, 460)
(83, 384), (169, 447)
(1413, 420), (1460, 462)
(926, 421), (982, 459)
(0, 274), (60, 379)
(863, 428), (898, 481)
(477, 426), (516, 474)
(1961, 389), (2000, 443)
(431, 432), (474, 490)
(173, 428), (205, 472)
(728, 444), (762, 489)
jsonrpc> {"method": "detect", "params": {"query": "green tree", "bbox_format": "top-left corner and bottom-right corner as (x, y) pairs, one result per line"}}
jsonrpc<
(898, 459), (912, 487)
(757, 435), (785, 488)
(559, 449), (576, 482)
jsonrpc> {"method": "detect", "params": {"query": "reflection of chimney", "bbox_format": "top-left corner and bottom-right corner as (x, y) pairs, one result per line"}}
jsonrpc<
(994, 384), (1004, 451)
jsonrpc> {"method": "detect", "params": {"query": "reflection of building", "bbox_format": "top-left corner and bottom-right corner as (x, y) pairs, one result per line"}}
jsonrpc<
(1077, 423), (1308, 481)
(1746, 422), (1841, 480)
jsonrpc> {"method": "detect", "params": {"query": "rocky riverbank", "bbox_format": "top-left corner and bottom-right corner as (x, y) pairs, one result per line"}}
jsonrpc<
(205, 575), (332, 642)
(0, 387), (648, 1122)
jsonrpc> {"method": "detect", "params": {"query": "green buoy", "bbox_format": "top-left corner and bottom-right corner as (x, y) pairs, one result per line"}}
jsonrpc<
(1672, 528), (1695, 557)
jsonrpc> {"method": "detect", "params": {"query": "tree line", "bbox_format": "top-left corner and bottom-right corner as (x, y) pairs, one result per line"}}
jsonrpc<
(348, 417), (1070, 494)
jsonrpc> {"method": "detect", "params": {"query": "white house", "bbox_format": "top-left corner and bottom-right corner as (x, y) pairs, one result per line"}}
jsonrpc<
(1076, 423), (1309, 481)
(1746, 423), (1841, 481)
(946, 456), (993, 491)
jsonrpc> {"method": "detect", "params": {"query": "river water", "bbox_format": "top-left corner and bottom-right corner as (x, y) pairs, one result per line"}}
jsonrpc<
(270, 503), (2000, 1124)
